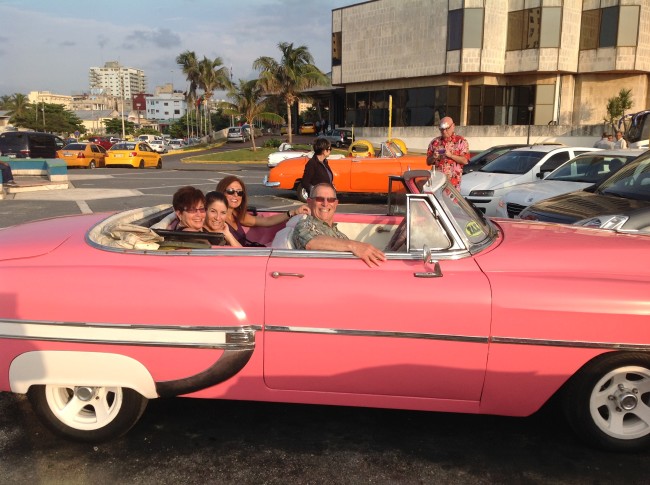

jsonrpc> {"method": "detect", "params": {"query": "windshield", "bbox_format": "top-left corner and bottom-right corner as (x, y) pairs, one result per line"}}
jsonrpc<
(597, 153), (650, 201)
(481, 150), (544, 174)
(547, 154), (633, 183)
(63, 144), (86, 150)
(435, 181), (493, 246)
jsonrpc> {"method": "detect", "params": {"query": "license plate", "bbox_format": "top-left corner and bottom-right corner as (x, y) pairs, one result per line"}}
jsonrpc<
(64, 152), (71, 156)
(114, 154), (123, 158)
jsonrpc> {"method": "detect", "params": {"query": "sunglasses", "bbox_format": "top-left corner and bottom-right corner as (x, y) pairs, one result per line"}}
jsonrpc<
(311, 196), (338, 203)
(225, 188), (244, 196)
(184, 207), (206, 214)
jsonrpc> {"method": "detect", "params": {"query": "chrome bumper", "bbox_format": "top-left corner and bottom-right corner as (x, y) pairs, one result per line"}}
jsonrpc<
(263, 175), (280, 187)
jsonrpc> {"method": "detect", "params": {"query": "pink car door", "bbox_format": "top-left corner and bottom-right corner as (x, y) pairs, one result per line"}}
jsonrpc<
(263, 215), (491, 402)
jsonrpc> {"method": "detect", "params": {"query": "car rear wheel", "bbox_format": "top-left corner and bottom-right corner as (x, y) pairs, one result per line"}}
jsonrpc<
(156, 159), (162, 169)
(563, 353), (650, 451)
(296, 183), (308, 202)
(139, 160), (145, 169)
(88, 160), (96, 170)
(28, 384), (148, 443)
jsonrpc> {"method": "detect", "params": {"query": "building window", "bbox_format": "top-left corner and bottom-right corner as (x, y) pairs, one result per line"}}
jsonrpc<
(507, 8), (542, 51)
(580, 5), (639, 50)
(447, 8), (483, 51)
(332, 31), (342, 66)
(345, 87), (461, 128)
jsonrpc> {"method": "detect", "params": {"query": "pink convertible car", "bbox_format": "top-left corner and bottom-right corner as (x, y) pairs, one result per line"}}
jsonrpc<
(1, 171), (649, 451)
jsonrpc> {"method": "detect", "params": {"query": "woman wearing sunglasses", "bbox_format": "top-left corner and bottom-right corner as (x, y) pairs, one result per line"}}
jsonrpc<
(172, 186), (207, 232)
(216, 175), (309, 247)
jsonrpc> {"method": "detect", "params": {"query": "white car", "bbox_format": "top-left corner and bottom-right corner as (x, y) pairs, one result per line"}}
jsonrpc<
(495, 149), (646, 218)
(460, 145), (599, 216)
(267, 143), (312, 168)
(147, 140), (168, 154)
(168, 139), (185, 150)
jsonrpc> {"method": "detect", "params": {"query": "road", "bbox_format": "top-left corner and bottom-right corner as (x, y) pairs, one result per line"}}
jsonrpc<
(1, 141), (649, 483)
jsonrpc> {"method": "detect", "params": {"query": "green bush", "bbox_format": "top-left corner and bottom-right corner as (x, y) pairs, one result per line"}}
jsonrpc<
(264, 138), (283, 148)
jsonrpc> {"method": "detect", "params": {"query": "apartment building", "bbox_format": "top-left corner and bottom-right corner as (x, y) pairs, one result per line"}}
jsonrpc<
(89, 61), (147, 99)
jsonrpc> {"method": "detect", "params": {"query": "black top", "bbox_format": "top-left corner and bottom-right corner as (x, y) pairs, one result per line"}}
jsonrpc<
(301, 154), (334, 195)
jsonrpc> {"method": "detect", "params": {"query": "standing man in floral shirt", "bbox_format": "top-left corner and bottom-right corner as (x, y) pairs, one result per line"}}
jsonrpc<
(426, 116), (470, 189)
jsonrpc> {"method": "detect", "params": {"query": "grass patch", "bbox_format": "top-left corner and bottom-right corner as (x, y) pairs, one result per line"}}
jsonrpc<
(183, 144), (319, 163)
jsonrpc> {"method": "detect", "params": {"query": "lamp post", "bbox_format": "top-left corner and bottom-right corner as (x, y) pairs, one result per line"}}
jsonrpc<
(527, 104), (533, 145)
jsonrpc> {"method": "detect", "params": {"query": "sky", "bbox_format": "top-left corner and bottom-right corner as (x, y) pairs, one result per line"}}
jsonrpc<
(0, 0), (354, 98)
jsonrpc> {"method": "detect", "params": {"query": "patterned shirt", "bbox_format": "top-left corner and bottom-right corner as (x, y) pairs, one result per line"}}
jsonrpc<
(426, 134), (470, 189)
(292, 215), (349, 249)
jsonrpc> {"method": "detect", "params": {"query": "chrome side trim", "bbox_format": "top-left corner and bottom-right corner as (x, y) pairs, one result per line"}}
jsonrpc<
(492, 336), (650, 352)
(265, 325), (488, 344)
(0, 319), (260, 350)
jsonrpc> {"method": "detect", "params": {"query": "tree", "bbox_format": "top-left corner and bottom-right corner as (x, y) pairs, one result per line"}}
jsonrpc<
(103, 118), (135, 136)
(5, 93), (30, 118)
(11, 102), (85, 134)
(605, 88), (634, 133)
(176, 50), (200, 137)
(221, 79), (283, 151)
(254, 42), (329, 143)
(197, 56), (230, 138)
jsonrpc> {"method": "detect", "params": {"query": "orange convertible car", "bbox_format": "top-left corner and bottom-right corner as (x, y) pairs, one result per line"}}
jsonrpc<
(263, 141), (429, 201)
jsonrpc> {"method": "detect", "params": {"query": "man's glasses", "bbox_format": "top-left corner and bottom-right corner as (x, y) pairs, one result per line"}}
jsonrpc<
(184, 207), (206, 214)
(311, 196), (337, 203)
(225, 188), (244, 196)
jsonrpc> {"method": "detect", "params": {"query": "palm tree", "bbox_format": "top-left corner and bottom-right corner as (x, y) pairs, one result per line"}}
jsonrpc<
(197, 56), (230, 138)
(221, 79), (283, 151)
(254, 42), (329, 144)
(6, 93), (30, 118)
(176, 50), (199, 137)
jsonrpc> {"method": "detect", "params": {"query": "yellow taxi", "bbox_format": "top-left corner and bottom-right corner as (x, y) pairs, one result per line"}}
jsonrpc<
(299, 122), (316, 135)
(105, 142), (162, 169)
(56, 142), (107, 169)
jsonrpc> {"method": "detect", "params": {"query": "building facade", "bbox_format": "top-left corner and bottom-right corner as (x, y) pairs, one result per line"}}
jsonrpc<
(27, 91), (73, 109)
(144, 93), (188, 121)
(331, 0), (650, 148)
(89, 61), (147, 99)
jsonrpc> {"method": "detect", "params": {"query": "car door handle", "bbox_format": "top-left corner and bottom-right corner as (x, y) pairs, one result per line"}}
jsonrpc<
(271, 272), (305, 278)
(414, 261), (443, 278)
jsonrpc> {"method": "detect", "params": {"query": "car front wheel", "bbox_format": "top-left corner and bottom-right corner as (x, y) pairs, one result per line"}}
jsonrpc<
(296, 182), (308, 202)
(563, 353), (650, 451)
(28, 384), (148, 443)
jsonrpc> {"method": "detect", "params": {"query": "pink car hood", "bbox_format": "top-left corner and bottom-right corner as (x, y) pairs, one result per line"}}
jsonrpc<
(0, 213), (107, 262)
(477, 218), (650, 278)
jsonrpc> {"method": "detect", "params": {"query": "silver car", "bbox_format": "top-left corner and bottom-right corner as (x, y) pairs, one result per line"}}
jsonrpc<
(227, 127), (250, 143)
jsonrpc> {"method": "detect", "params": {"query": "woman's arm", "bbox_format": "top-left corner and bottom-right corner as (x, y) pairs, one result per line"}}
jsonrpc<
(242, 205), (310, 227)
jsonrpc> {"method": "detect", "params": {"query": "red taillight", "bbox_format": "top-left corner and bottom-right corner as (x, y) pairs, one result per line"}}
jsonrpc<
(77, 152), (85, 158)
(130, 152), (137, 157)
(20, 150), (30, 157)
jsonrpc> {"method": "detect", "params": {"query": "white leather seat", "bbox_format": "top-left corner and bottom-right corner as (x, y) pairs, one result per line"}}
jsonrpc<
(271, 215), (306, 249)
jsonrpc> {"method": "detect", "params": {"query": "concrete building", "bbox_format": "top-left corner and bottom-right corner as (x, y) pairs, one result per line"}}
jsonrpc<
(89, 61), (146, 99)
(27, 91), (73, 109)
(330, 0), (650, 150)
(145, 92), (188, 121)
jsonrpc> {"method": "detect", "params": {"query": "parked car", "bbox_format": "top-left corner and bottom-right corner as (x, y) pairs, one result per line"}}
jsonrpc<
(519, 149), (650, 232)
(2, 170), (650, 451)
(460, 145), (599, 216)
(56, 142), (107, 169)
(299, 122), (316, 135)
(321, 128), (354, 148)
(148, 140), (168, 154)
(242, 124), (263, 138)
(168, 139), (185, 150)
(0, 131), (64, 158)
(463, 144), (529, 174)
(265, 141), (428, 201)
(86, 136), (113, 151)
(495, 149), (645, 218)
(267, 143), (313, 168)
(227, 127), (250, 143)
(280, 124), (288, 135)
(137, 135), (162, 144)
(105, 141), (162, 169)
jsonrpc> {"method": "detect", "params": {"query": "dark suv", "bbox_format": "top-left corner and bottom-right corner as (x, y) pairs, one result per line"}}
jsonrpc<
(0, 131), (65, 158)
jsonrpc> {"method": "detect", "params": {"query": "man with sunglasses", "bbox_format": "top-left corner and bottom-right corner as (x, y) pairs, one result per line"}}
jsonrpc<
(292, 183), (386, 268)
(426, 116), (470, 189)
